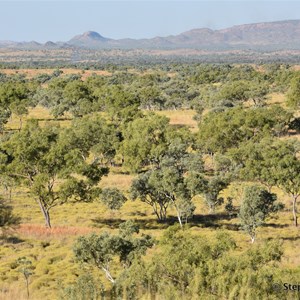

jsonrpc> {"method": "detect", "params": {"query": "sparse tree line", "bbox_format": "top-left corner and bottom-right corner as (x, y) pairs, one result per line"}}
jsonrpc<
(0, 63), (300, 299)
(3, 49), (300, 68)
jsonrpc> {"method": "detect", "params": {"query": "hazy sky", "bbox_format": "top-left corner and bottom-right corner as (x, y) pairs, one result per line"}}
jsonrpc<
(2, 1), (300, 42)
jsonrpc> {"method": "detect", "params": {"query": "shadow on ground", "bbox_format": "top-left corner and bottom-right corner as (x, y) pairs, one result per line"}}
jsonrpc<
(92, 212), (242, 231)
(261, 223), (290, 228)
(0, 235), (24, 244)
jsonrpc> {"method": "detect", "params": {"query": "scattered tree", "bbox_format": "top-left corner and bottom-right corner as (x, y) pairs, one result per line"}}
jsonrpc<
(73, 221), (154, 284)
(1, 120), (108, 228)
(59, 274), (104, 300)
(101, 188), (127, 210)
(286, 75), (300, 108)
(239, 185), (283, 243)
(16, 257), (34, 299)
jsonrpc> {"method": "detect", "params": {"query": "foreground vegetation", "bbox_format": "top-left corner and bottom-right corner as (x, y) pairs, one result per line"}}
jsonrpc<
(0, 63), (300, 299)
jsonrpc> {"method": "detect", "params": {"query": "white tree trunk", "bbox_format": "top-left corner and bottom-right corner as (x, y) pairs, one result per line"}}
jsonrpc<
(36, 199), (51, 228)
(292, 195), (298, 227)
(102, 266), (115, 284)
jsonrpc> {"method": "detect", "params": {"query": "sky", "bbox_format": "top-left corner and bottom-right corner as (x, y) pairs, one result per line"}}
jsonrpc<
(2, 1), (300, 42)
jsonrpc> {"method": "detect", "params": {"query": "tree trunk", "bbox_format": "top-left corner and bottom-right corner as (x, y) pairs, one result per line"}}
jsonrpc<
(8, 187), (12, 202)
(36, 199), (51, 228)
(159, 204), (167, 221)
(292, 195), (298, 227)
(170, 198), (183, 228)
(174, 205), (183, 228)
(25, 276), (30, 299)
(19, 116), (23, 131)
(4, 185), (12, 202)
(177, 211), (183, 228)
(101, 266), (115, 284)
(153, 207), (161, 221)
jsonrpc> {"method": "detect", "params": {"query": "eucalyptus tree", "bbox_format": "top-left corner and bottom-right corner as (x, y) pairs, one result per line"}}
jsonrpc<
(15, 257), (35, 298)
(35, 77), (69, 117)
(196, 108), (245, 155)
(0, 80), (38, 130)
(101, 188), (127, 210)
(138, 86), (165, 110)
(286, 74), (300, 108)
(230, 138), (300, 226)
(217, 80), (249, 103)
(73, 221), (154, 284)
(64, 115), (119, 165)
(228, 137), (277, 191)
(120, 114), (170, 173)
(197, 106), (292, 155)
(37, 77), (96, 118)
(93, 84), (142, 125)
(244, 80), (269, 107)
(189, 64), (232, 84)
(131, 141), (203, 226)
(239, 185), (283, 243)
(212, 76), (268, 109)
(1, 120), (108, 228)
(62, 79), (96, 116)
(202, 176), (230, 212)
(130, 168), (186, 223)
(137, 170), (169, 220)
(267, 140), (300, 227)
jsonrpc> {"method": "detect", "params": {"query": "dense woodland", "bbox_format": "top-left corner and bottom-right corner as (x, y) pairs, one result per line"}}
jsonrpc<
(0, 63), (300, 299)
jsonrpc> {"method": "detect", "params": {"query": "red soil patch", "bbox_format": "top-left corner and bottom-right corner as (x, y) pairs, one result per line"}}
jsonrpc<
(16, 224), (98, 239)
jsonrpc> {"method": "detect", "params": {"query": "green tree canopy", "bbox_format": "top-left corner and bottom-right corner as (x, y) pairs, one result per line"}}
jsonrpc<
(1, 120), (108, 228)
(230, 138), (300, 226)
(286, 74), (300, 108)
(239, 185), (283, 243)
(73, 221), (154, 284)
(197, 106), (292, 155)
(120, 114), (170, 172)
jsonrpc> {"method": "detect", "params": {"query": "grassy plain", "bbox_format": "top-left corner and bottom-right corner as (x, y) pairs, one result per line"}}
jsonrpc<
(1, 178), (299, 299)
(155, 109), (198, 131)
(0, 75), (299, 299)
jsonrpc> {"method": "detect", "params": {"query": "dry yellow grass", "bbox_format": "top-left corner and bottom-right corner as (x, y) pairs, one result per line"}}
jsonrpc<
(6, 106), (199, 133)
(99, 173), (134, 191)
(267, 92), (287, 106)
(1, 78), (300, 299)
(1, 177), (300, 300)
(0, 282), (34, 300)
(155, 109), (198, 131)
(27, 106), (53, 119)
(5, 106), (72, 130)
(0, 68), (112, 79)
(1, 67), (175, 80)
(291, 65), (300, 71)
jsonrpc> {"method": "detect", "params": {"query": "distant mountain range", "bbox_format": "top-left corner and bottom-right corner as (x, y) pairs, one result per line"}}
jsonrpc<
(3, 19), (300, 51)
